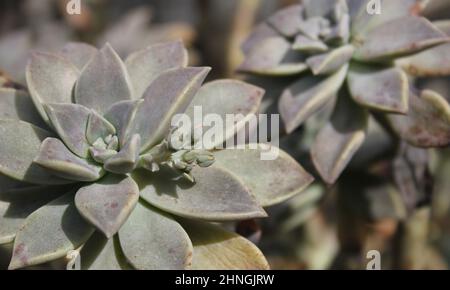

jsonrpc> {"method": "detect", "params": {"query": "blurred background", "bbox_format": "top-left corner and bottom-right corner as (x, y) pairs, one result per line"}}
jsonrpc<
(1, 0), (450, 270)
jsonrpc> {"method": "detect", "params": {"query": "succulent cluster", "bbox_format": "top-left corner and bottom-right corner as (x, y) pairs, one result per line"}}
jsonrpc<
(0, 41), (313, 269)
(240, 0), (450, 184)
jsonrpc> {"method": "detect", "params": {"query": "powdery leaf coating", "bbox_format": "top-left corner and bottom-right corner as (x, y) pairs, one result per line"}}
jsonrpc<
(131, 67), (210, 152)
(34, 138), (104, 182)
(136, 166), (267, 221)
(0, 88), (46, 129)
(267, 5), (303, 37)
(75, 175), (139, 238)
(0, 120), (70, 185)
(58, 42), (97, 71)
(213, 144), (314, 207)
(44, 103), (91, 158)
(279, 64), (348, 133)
(354, 16), (448, 61)
(306, 45), (354, 75)
(125, 40), (188, 99)
(185, 79), (264, 149)
(8, 192), (94, 270)
(104, 134), (141, 174)
(118, 201), (193, 270)
(104, 100), (142, 147)
(238, 37), (308, 75)
(387, 89), (450, 147)
(311, 94), (368, 184)
(75, 43), (133, 114)
(347, 64), (409, 113)
(0, 186), (68, 244)
(180, 219), (269, 270)
(86, 111), (116, 145)
(26, 52), (80, 125)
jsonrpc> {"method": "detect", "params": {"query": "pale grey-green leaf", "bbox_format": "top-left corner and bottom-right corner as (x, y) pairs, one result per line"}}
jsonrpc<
(75, 43), (133, 114)
(179, 219), (269, 270)
(136, 166), (267, 221)
(185, 79), (264, 149)
(347, 64), (409, 113)
(125, 40), (188, 99)
(311, 94), (368, 184)
(131, 67), (210, 152)
(118, 201), (193, 270)
(34, 138), (104, 182)
(86, 110), (116, 145)
(104, 100), (142, 147)
(267, 5), (303, 37)
(104, 134), (140, 174)
(0, 88), (46, 129)
(8, 192), (94, 270)
(0, 185), (70, 244)
(59, 42), (97, 71)
(0, 120), (71, 185)
(26, 52), (80, 125)
(44, 103), (91, 158)
(75, 175), (139, 238)
(354, 16), (448, 61)
(213, 144), (314, 207)
(306, 44), (354, 75)
(279, 64), (348, 133)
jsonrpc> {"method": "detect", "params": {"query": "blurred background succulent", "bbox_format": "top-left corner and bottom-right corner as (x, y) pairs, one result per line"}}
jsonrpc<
(0, 40), (313, 270)
(239, 0), (450, 184)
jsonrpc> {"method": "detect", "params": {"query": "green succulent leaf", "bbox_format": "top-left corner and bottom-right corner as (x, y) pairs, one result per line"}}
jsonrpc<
(306, 45), (354, 75)
(75, 175), (139, 238)
(279, 64), (348, 133)
(104, 134), (141, 174)
(131, 67), (210, 152)
(0, 88), (46, 129)
(34, 138), (104, 182)
(44, 103), (91, 158)
(8, 192), (95, 270)
(80, 233), (131, 270)
(179, 219), (269, 270)
(354, 16), (448, 61)
(58, 42), (97, 71)
(26, 52), (80, 125)
(104, 100), (142, 147)
(347, 64), (409, 113)
(0, 185), (69, 244)
(86, 110), (116, 145)
(185, 79), (264, 149)
(75, 43), (133, 114)
(118, 201), (193, 270)
(311, 94), (368, 184)
(267, 5), (303, 37)
(136, 166), (267, 221)
(213, 144), (314, 207)
(125, 40), (188, 99)
(0, 120), (71, 185)
(238, 37), (308, 76)
(386, 89), (450, 147)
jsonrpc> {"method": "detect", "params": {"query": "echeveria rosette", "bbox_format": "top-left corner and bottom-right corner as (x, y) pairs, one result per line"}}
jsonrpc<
(0, 40), (313, 270)
(239, 0), (450, 184)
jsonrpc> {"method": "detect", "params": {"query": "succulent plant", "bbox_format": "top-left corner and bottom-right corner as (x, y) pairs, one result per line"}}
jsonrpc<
(0, 40), (314, 270)
(239, 0), (450, 184)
